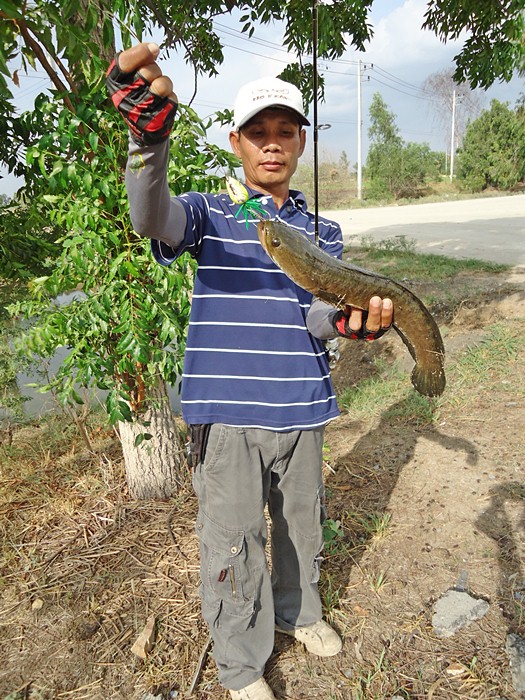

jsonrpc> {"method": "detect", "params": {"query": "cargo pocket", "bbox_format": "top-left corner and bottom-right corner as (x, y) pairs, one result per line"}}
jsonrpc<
(195, 512), (254, 625)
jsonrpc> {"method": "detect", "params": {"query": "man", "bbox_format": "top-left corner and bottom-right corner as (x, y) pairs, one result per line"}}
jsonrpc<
(107, 43), (393, 700)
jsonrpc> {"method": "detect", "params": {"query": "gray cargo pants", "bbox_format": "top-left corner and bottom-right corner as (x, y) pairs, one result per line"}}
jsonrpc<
(192, 423), (326, 691)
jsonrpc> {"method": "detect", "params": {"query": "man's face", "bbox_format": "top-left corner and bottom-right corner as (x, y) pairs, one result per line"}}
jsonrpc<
(229, 108), (306, 198)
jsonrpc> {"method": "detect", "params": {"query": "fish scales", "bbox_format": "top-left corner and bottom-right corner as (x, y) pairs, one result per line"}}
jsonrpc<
(258, 219), (446, 397)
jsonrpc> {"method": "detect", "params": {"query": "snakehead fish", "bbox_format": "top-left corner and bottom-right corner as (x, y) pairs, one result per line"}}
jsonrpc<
(258, 219), (446, 397)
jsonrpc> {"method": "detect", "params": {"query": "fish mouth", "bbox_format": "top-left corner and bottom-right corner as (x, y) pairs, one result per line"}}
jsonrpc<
(256, 220), (271, 252)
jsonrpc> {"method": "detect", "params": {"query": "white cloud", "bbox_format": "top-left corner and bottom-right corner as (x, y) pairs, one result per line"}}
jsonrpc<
(366, 0), (464, 74)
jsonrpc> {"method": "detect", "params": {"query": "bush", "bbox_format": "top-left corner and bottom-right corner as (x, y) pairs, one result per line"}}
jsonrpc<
(366, 141), (440, 200)
(365, 93), (442, 201)
(457, 99), (525, 191)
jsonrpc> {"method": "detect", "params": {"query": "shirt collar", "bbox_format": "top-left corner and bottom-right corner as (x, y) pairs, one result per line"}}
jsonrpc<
(243, 184), (308, 213)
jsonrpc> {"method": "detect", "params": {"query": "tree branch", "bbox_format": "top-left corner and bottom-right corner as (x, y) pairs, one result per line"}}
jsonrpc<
(15, 17), (76, 113)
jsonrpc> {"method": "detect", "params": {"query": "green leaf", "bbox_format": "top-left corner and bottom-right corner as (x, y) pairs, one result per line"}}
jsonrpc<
(38, 152), (47, 176)
(0, 0), (22, 18)
(134, 432), (153, 447)
(118, 401), (132, 421)
(50, 161), (64, 178)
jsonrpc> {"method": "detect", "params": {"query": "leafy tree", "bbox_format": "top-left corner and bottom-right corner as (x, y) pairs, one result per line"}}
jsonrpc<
(366, 93), (439, 200)
(422, 68), (485, 151)
(368, 92), (403, 148)
(423, 0), (525, 88)
(457, 99), (525, 191)
(0, 0), (375, 499)
(0, 198), (58, 282)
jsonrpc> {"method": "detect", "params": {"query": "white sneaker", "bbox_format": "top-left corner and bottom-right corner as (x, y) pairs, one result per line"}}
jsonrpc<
(275, 619), (342, 657)
(229, 677), (277, 700)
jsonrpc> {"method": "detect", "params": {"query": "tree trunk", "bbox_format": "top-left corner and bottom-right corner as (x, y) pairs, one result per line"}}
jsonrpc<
(118, 379), (186, 500)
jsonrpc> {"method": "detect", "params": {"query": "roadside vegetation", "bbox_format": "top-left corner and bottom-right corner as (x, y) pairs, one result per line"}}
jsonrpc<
(293, 93), (525, 208)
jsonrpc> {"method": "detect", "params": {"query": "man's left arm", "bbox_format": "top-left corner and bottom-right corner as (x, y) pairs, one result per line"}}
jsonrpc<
(305, 220), (393, 341)
(306, 296), (393, 341)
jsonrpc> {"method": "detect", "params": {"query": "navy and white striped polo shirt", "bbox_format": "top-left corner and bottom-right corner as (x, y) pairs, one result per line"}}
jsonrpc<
(152, 186), (343, 431)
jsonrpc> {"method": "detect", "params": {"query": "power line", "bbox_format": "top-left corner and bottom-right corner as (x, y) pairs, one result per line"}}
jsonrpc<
(372, 65), (434, 95)
(219, 41), (292, 65)
(214, 22), (290, 54)
(368, 74), (438, 103)
(214, 21), (442, 106)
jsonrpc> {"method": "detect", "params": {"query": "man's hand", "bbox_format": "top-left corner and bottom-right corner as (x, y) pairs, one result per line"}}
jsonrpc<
(106, 42), (178, 146)
(334, 296), (393, 341)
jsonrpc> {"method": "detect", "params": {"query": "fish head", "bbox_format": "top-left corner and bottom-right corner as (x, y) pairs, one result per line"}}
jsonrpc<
(257, 218), (306, 262)
(257, 219), (281, 257)
(257, 219), (321, 297)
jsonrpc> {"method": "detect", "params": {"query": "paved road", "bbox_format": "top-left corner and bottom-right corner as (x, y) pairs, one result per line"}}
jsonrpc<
(321, 194), (525, 267)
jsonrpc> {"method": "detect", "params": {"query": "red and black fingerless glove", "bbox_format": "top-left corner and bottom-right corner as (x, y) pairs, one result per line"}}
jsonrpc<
(333, 309), (390, 341)
(106, 54), (178, 146)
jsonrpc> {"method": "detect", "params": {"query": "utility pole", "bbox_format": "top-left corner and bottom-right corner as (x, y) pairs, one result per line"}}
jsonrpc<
(357, 58), (362, 200)
(450, 89), (456, 182)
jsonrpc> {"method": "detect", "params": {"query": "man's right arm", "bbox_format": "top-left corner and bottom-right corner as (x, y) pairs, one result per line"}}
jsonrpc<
(125, 137), (187, 249)
(106, 42), (186, 249)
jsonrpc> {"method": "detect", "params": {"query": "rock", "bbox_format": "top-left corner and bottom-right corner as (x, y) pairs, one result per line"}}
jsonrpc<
(506, 633), (525, 694)
(131, 615), (156, 660)
(431, 589), (489, 638)
(446, 662), (468, 677)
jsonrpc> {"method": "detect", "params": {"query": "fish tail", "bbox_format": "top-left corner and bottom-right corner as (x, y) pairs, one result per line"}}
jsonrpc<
(411, 364), (446, 397)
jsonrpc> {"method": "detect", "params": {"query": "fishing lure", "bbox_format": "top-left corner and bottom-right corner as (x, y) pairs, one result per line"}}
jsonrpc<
(225, 176), (267, 229)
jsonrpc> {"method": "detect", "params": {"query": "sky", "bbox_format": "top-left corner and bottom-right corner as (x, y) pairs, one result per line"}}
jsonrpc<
(2, 0), (524, 196)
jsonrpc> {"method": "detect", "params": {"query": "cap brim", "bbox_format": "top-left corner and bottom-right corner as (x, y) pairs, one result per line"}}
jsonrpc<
(235, 105), (310, 130)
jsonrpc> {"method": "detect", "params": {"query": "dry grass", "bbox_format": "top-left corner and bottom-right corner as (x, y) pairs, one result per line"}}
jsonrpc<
(0, 416), (210, 700)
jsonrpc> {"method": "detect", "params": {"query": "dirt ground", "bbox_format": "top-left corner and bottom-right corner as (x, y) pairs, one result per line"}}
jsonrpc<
(1, 266), (524, 700)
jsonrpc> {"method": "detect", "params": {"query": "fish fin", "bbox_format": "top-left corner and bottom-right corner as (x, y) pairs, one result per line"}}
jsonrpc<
(411, 364), (446, 397)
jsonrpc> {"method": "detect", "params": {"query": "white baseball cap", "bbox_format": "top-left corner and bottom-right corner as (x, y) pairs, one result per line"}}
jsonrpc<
(233, 76), (310, 131)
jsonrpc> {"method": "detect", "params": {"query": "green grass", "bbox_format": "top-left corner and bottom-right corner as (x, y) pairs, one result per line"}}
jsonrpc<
(348, 235), (509, 282)
(357, 511), (392, 540)
(319, 571), (343, 620)
(338, 360), (437, 424)
(367, 569), (390, 593)
(454, 322), (522, 380)
(337, 321), (525, 425)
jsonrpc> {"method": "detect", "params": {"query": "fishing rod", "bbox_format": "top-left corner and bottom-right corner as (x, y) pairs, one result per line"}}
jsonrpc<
(311, 0), (341, 370)
(312, 0), (320, 243)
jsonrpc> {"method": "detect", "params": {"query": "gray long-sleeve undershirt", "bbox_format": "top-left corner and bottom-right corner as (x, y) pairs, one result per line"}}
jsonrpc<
(124, 135), (338, 341)
(125, 137), (186, 248)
